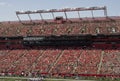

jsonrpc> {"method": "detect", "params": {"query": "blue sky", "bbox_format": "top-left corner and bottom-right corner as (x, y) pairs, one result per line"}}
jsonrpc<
(0, 0), (119, 21)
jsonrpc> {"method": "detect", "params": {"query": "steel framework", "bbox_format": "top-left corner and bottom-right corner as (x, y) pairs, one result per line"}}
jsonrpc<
(16, 6), (108, 23)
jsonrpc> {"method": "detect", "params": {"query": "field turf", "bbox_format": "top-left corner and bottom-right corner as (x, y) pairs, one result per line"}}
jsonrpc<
(0, 77), (120, 81)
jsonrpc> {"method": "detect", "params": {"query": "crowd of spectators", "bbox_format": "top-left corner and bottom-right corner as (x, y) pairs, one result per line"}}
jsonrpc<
(0, 48), (120, 77)
(0, 18), (119, 36)
(0, 17), (120, 77)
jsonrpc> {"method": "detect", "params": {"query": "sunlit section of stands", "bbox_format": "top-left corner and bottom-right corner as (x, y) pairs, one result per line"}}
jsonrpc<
(0, 18), (120, 36)
(100, 50), (120, 74)
(0, 48), (120, 76)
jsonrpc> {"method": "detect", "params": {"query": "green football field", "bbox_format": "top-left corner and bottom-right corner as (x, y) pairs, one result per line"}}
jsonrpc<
(0, 77), (120, 81)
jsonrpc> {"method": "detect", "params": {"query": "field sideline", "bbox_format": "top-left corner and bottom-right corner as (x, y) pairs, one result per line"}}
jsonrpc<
(0, 77), (119, 81)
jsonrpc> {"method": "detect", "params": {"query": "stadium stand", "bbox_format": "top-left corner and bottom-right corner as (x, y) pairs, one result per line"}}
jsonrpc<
(0, 6), (120, 78)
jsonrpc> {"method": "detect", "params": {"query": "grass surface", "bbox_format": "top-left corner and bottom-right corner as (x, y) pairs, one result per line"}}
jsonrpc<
(0, 77), (120, 81)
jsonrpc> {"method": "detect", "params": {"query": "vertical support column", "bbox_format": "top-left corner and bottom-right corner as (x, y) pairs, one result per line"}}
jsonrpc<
(16, 14), (22, 22)
(91, 10), (94, 18)
(64, 11), (68, 20)
(39, 13), (44, 21)
(104, 7), (108, 17)
(28, 14), (32, 22)
(78, 11), (81, 19)
(51, 12), (54, 19)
